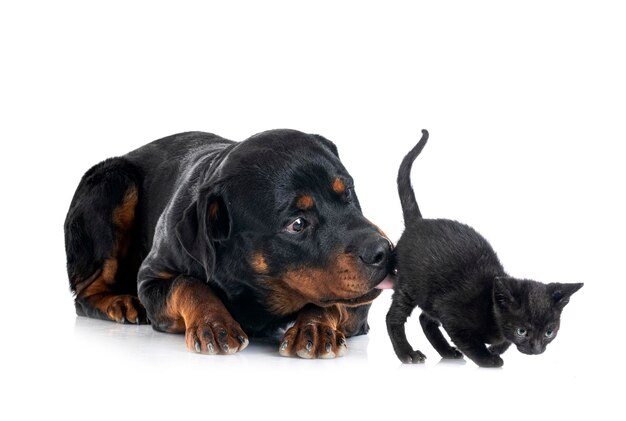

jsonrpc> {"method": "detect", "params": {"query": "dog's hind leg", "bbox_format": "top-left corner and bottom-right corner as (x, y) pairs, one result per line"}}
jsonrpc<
(64, 157), (147, 324)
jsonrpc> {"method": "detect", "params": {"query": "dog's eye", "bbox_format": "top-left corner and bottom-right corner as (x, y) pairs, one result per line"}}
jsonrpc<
(286, 217), (307, 234)
(345, 188), (354, 202)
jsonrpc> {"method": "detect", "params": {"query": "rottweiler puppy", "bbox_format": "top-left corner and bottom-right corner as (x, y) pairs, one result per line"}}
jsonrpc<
(65, 130), (394, 358)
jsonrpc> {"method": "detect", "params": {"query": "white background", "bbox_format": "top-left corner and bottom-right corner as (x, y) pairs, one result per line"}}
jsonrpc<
(1, 1), (624, 420)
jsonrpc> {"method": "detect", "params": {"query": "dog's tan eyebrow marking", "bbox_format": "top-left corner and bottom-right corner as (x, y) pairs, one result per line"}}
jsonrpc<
(251, 252), (269, 274)
(209, 201), (220, 220)
(332, 177), (346, 194)
(158, 271), (175, 280)
(296, 195), (315, 210)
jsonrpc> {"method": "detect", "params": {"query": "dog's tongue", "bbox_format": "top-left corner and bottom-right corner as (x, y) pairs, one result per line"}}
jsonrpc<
(375, 274), (395, 290)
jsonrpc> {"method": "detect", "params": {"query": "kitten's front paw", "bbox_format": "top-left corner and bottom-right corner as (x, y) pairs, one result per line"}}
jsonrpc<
(477, 354), (504, 368)
(441, 347), (464, 359)
(397, 349), (427, 364)
(488, 342), (511, 356)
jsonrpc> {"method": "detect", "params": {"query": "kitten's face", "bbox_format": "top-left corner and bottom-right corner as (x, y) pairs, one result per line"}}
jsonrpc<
(500, 309), (560, 355)
(493, 278), (583, 355)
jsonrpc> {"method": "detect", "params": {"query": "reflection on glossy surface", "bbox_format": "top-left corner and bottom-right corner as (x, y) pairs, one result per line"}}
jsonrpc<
(73, 315), (372, 367)
(3, 289), (603, 420)
(436, 357), (467, 367)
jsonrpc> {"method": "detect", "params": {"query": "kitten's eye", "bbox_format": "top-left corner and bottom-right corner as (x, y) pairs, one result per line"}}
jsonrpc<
(286, 217), (307, 234)
(516, 328), (528, 337)
(545, 330), (555, 338)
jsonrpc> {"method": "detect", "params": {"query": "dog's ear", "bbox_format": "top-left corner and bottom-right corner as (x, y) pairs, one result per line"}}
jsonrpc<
(175, 186), (231, 280)
(311, 134), (339, 158)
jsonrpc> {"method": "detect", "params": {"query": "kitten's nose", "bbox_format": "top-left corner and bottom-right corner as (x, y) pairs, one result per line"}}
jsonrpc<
(532, 341), (544, 355)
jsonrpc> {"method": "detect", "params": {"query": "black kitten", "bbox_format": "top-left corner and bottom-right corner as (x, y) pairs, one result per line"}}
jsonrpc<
(386, 130), (583, 367)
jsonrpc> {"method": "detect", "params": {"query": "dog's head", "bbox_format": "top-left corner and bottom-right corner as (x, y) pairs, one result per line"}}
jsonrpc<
(176, 129), (393, 316)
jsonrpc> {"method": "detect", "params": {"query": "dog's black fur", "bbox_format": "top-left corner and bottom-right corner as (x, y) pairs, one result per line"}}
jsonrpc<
(386, 130), (583, 367)
(65, 130), (392, 358)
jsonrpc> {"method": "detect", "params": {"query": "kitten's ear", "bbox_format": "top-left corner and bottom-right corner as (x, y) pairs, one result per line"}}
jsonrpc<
(549, 282), (584, 309)
(494, 277), (519, 309)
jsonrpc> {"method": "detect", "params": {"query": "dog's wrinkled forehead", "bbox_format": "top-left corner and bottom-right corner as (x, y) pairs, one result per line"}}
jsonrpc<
(240, 129), (340, 165)
(225, 130), (349, 196)
(213, 130), (354, 230)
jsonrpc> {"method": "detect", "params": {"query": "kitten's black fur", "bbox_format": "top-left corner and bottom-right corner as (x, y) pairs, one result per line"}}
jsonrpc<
(386, 130), (583, 367)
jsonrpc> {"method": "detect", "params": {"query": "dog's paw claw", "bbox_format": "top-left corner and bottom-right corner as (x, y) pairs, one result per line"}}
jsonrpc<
(279, 321), (347, 359)
(185, 317), (248, 355)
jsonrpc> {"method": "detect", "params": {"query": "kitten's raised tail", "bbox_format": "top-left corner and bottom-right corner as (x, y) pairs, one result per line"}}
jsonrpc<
(398, 129), (429, 224)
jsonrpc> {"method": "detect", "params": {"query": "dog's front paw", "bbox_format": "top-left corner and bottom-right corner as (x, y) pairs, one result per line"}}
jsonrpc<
(185, 316), (249, 355)
(279, 321), (347, 359)
(104, 295), (148, 324)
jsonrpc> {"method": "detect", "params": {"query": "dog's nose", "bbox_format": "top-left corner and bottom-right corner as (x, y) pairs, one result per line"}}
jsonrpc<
(359, 237), (391, 268)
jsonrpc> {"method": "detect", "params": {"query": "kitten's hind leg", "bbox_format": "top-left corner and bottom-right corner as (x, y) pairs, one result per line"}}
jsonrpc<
(488, 341), (511, 355)
(386, 293), (426, 364)
(419, 313), (463, 359)
(444, 325), (503, 368)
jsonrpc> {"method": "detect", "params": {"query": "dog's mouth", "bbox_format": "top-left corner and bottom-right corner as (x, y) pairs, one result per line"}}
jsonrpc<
(374, 274), (395, 290)
(318, 274), (395, 307)
(320, 288), (382, 307)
